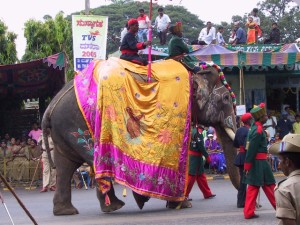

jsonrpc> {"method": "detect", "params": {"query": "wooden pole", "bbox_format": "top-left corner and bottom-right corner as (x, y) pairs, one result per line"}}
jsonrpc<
(239, 66), (245, 105)
(0, 173), (38, 225)
(85, 0), (90, 15)
(26, 156), (42, 190)
(239, 67), (242, 105)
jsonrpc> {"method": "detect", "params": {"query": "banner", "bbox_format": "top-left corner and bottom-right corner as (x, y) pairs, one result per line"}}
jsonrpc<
(226, 44), (282, 52)
(236, 105), (246, 116)
(72, 15), (108, 71)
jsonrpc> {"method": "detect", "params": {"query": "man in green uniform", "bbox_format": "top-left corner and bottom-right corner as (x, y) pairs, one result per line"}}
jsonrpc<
(244, 103), (276, 219)
(185, 124), (216, 200)
(269, 133), (300, 225)
(168, 22), (201, 74)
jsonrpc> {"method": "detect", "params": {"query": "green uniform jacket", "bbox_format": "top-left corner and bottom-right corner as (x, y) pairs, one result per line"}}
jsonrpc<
(168, 35), (198, 71)
(189, 128), (209, 175)
(244, 121), (275, 186)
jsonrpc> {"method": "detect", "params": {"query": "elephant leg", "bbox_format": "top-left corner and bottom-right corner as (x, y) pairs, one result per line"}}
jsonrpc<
(96, 181), (125, 213)
(132, 191), (150, 210)
(53, 147), (81, 215)
(166, 200), (192, 209)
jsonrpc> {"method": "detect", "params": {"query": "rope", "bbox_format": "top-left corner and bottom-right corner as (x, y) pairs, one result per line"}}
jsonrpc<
(49, 84), (74, 118)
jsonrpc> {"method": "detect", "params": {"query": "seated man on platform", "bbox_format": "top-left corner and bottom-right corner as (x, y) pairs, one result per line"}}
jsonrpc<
(168, 22), (201, 74)
(120, 18), (151, 66)
(73, 163), (93, 189)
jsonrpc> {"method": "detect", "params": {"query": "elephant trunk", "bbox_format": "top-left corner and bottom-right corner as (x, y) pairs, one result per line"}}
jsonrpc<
(215, 125), (239, 190)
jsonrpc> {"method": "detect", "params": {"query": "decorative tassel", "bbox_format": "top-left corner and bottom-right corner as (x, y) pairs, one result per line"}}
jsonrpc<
(105, 193), (111, 206)
(122, 187), (127, 197)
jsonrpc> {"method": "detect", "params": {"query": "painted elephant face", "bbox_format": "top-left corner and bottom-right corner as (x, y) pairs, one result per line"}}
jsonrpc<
(192, 66), (236, 130)
(192, 66), (239, 189)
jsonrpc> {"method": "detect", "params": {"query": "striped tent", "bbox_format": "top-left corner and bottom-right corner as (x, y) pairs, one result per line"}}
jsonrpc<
(188, 43), (300, 68)
(189, 44), (239, 66)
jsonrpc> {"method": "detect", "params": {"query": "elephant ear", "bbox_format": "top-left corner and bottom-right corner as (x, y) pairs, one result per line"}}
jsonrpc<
(192, 75), (210, 111)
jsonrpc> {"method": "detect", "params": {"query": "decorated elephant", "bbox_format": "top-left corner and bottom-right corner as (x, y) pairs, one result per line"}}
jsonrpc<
(41, 58), (238, 215)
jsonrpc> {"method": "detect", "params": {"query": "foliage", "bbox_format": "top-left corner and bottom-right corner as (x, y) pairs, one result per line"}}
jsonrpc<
(88, 1), (204, 53)
(22, 12), (74, 80)
(258, 0), (300, 43)
(17, 0), (300, 81)
(0, 20), (18, 65)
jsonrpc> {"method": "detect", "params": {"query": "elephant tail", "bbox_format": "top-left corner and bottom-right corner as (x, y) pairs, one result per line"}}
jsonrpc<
(41, 104), (56, 169)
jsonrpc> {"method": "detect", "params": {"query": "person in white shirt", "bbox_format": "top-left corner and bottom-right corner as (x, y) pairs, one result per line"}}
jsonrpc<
(120, 23), (128, 44)
(154, 7), (171, 45)
(251, 8), (260, 26)
(198, 21), (216, 45)
(217, 26), (226, 46)
(38, 129), (56, 193)
(137, 8), (150, 42)
(263, 111), (277, 141)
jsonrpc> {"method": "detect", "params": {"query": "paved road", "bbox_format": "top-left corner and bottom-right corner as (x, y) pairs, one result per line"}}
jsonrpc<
(0, 178), (284, 225)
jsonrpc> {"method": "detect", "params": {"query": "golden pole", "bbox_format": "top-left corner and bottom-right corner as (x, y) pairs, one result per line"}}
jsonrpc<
(3, 157), (6, 180)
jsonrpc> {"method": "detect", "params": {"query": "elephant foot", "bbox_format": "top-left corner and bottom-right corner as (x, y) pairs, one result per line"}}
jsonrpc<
(53, 204), (79, 216)
(166, 200), (192, 209)
(101, 198), (125, 213)
(132, 191), (150, 210)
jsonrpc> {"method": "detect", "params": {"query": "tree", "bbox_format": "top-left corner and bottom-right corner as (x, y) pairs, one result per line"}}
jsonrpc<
(89, 1), (204, 53)
(258, 0), (300, 43)
(0, 20), (18, 65)
(22, 12), (74, 79)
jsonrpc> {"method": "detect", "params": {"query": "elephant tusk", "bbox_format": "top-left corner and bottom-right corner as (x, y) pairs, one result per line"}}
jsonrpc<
(224, 127), (235, 141)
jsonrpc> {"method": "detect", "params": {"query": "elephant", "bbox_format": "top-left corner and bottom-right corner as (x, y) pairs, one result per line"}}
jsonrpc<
(41, 58), (238, 215)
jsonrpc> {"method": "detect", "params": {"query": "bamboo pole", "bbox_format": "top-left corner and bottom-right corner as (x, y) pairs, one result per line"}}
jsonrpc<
(239, 65), (245, 105)
(239, 67), (243, 105)
(0, 173), (38, 225)
(85, 0), (90, 15)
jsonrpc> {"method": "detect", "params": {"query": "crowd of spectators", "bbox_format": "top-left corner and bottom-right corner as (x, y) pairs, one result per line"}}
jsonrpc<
(0, 132), (42, 183)
(121, 7), (283, 49)
(0, 123), (93, 190)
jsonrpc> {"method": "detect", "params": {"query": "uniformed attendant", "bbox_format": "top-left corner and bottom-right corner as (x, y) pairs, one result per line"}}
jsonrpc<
(243, 103), (276, 219)
(233, 112), (252, 208)
(185, 124), (216, 200)
(120, 18), (151, 65)
(38, 129), (56, 192)
(269, 133), (300, 225)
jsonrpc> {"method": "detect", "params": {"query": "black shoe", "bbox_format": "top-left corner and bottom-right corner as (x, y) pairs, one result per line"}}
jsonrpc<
(256, 203), (262, 208)
(205, 194), (216, 199)
(246, 214), (259, 219)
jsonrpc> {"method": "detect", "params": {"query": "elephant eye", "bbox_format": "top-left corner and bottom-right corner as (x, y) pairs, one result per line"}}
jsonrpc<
(223, 94), (230, 103)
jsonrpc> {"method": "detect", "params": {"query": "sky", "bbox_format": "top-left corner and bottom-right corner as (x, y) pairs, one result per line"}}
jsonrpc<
(0, 0), (260, 58)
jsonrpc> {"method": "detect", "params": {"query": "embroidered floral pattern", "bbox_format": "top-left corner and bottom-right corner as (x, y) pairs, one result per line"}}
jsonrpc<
(105, 105), (117, 121)
(71, 128), (94, 156)
(157, 129), (172, 144)
(75, 58), (191, 200)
